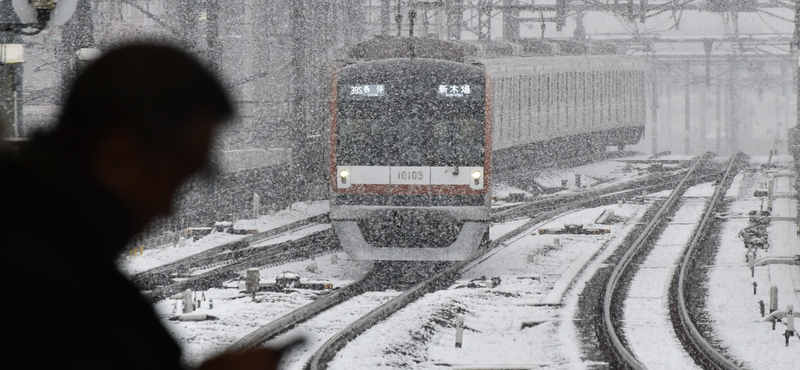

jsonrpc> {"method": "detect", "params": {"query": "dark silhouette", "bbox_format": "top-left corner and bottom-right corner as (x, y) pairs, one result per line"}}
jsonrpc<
(0, 43), (283, 370)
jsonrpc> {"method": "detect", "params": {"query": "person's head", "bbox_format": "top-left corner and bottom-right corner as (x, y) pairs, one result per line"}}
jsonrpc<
(53, 42), (233, 232)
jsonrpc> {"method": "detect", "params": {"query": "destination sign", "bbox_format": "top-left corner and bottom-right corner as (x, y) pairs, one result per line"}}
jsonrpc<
(348, 84), (385, 97)
(438, 84), (471, 98)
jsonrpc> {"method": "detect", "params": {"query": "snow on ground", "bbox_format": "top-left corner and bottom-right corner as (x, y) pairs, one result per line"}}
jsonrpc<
(256, 251), (373, 290)
(233, 201), (329, 231)
(122, 157), (800, 369)
(493, 182), (533, 199)
(532, 158), (651, 189)
(328, 203), (650, 369)
(155, 288), (318, 367)
(156, 251), (372, 367)
(269, 291), (400, 370)
(248, 224), (332, 249)
(493, 156), (676, 206)
(118, 201), (329, 276)
(706, 160), (800, 369)
(119, 232), (247, 275)
(622, 184), (712, 370)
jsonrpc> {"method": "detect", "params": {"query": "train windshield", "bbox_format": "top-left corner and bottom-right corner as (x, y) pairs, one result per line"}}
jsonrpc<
(337, 114), (483, 167)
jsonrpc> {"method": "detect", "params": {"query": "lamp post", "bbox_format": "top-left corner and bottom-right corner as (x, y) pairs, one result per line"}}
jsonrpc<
(1, 1), (78, 139)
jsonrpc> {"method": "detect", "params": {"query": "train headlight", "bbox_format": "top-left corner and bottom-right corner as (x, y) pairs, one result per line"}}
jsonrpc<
(471, 170), (482, 185)
(339, 169), (350, 184)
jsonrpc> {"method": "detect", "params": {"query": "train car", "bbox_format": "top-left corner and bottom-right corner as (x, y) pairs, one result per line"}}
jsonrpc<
(330, 58), (490, 261)
(486, 55), (646, 168)
(329, 37), (645, 261)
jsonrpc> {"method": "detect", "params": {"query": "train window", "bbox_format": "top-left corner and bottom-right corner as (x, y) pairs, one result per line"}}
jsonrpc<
(564, 72), (570, 127)
(581, 71), (587, 124)
(337, 114), (484, 167)
(336, 116), (389, 166)
(499, 77), (507, 144)
(612, 70), (617, 124)
(569, 71), (575, 127)
(526, 75), (533, 137)
(517, 77), (523, 143)
(559, 72), (565, 125)
(430, 116), (484, 166)
(600, 71), (605, 124)
(533, 75), (542, 128)
(546, 74), (552, 130)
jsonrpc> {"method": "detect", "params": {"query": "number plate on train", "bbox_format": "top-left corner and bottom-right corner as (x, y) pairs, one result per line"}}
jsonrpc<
(390, 167), (430, 185)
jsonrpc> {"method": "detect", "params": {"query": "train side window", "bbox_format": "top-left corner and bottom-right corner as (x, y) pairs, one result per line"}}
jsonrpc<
(560, 72), (566, 127)
(569, 71), (576, 127)
(514, 77), (524, 144)
(596, 71), (602, 125)
(604, 70), (608, 125)
(581, 71), (587, 125)
(534, 74), (541, 129)
(558, 72), (563, 127)
(547, 73), (553, 130)
(495, 77), (503, 145)
(625, 70), (631, 123)
(612, 70), (618, 124)
(526, 75), (533, 139)
(611, 70), (617, 124)
(564, 71), (569, 126)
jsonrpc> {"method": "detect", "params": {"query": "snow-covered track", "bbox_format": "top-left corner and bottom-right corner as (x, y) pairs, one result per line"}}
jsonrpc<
(227, 262), (452, 352)
(669, 152), (747, 369)
(492, 159), (725, 223)
(132, 214), (330, 290)
(305, 155), (724, 370)
(599, 152), (718, 369)
(145, 228), (339, 301)
(494, 149), (641, 175)
(493, 168), (703, 223)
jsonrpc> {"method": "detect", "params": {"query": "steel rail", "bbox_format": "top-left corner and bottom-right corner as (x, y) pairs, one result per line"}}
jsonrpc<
(672, 153), (746, 370)
(306, 155), (719, 370)
(601, 152), (714, 369)
(228, 276), (371, 352)
(145, 229), (339, 301)
(493, 166), (723, 223)
(131, 214), (330, 290)
(227, 165), (714, 354)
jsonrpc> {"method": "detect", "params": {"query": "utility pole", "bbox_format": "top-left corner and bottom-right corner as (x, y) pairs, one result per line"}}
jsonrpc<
(0, 0), (23, 138)
(729, 54), (739, 153)
(794, 0), (800, 129)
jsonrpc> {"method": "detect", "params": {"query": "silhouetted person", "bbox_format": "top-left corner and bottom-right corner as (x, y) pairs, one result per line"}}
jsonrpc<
(0, 43), (283, 370)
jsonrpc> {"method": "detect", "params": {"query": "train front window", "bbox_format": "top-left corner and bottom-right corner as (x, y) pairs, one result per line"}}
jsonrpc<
(337, 114), (483, 167)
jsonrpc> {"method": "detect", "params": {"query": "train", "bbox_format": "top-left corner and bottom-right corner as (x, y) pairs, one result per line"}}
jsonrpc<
(329, 37), (646, 261)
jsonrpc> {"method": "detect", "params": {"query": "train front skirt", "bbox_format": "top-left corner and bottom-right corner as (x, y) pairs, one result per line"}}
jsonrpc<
(331, 206), (489, 261)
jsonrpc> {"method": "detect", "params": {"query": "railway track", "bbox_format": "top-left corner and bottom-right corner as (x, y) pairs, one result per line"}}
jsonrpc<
(133, 153), (697, 301)
(669, 153), (746, 369)
(140, 227), (341, 301)
(132, 214), (331, 289)
(492, 156), (724, 223)
(137, 157), (712, 301)
(224, 154), (731, 370)
(597, 152), (745, 369)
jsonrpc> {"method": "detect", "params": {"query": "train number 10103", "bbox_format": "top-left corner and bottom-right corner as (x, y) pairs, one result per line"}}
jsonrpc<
(398, 171), (424, 180)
